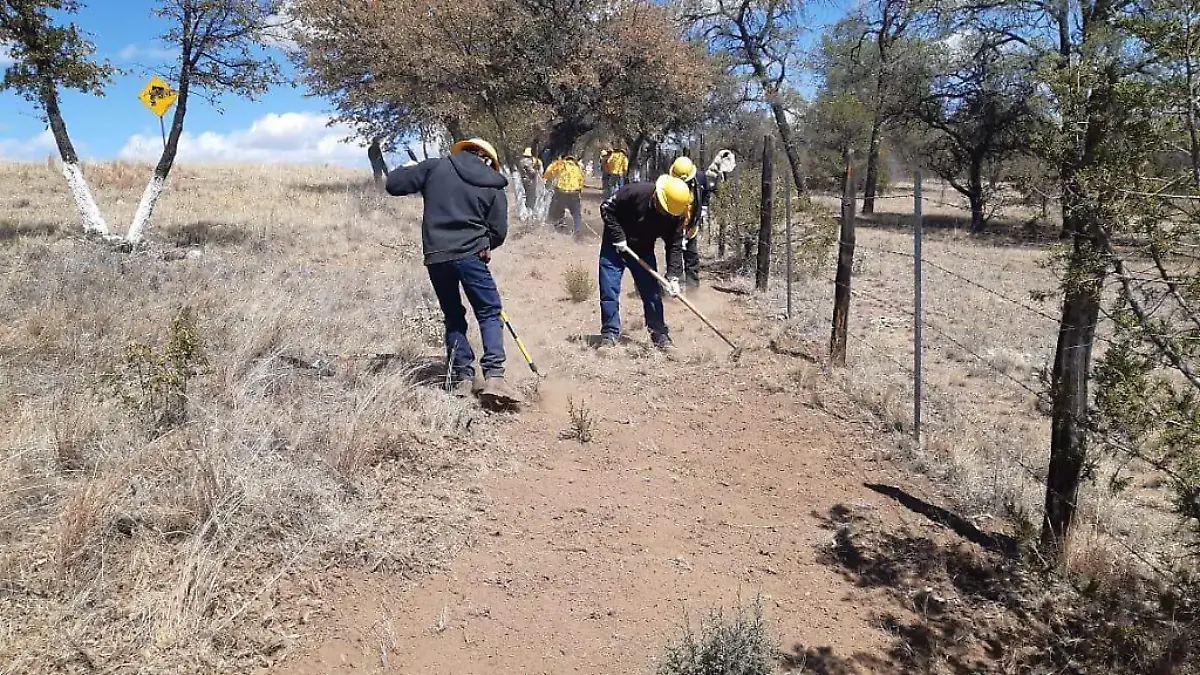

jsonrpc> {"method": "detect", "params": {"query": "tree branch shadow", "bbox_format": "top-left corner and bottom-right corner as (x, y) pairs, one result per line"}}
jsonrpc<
(810, 500), (1199, 674)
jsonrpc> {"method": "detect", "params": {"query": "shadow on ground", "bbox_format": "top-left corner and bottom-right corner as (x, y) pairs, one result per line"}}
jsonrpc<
(855, 211), (1060, 247)
(166, 220), (253, 248)
(293, 180), (378, 195)
(0, 219), (59, 243)
(800, 493), (1200, 675)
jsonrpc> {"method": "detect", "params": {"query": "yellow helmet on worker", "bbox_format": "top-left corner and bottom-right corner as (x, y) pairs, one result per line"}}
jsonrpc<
(451, 138), (500, 170)
(670, 156), (697, 182)
(523, 147), (533, 157)
(655, 175), (693, 217)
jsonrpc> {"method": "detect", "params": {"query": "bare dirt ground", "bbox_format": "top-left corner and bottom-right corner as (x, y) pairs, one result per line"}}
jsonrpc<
(266, 185), (1010, 675)
(3, 164), (1139, 675)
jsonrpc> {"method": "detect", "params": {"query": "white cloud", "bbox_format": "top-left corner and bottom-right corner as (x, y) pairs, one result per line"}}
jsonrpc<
(117, 111), (370, 165)
(117, 43), (177, 62)
(0, 129), (57, 160)
(262, 1), (303, 52)
(0, 42), (16, 66)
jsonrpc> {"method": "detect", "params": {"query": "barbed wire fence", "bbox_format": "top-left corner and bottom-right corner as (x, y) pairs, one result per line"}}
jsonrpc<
(763, 165), (1192, 584)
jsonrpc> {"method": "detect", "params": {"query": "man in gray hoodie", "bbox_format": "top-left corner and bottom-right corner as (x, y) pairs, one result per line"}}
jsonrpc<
(386, 138), (522, 405)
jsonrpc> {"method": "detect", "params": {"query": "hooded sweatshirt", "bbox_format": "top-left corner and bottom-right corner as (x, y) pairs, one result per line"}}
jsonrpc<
(600, 182), (686, 279)
(385, 151), (509, 266)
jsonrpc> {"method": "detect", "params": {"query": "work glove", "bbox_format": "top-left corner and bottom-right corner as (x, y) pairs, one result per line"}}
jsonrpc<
(665, 277), (681, 298)
(613, 240), (632, 256)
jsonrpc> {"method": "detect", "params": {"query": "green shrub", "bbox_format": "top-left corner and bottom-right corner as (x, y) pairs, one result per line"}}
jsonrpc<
(656, 601), (775, 675)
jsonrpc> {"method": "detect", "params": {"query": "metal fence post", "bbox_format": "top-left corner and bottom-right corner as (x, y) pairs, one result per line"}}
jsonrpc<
(785, 175), (793, 319)
(913, 171), (924, 443)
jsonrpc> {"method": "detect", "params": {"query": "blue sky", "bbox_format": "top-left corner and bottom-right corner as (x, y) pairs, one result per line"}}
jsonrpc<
(0, 0), (371, 164)
(0, 0), (849, 165)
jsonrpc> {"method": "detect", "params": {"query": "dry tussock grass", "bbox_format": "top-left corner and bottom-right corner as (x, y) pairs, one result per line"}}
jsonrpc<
(760, 183), (1184, 575)
(0, 162), (495, 673)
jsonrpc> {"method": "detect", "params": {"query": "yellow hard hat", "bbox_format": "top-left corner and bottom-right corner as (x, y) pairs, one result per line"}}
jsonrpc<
(655, 175), (693, 217)
(451, 138), (500, 170)
(670, 156), (697, 182)
(523, 147), (533, 157)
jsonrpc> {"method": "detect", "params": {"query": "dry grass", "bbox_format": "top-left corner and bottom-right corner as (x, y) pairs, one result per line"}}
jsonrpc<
(755, 181), (1185, 575)
(563, 263), (594, 302)
(0, 161), (496, 673)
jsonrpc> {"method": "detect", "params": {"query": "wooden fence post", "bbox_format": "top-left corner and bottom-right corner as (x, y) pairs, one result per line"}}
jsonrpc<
(829, 149), (857, 365)
(756, 135), (774, 291)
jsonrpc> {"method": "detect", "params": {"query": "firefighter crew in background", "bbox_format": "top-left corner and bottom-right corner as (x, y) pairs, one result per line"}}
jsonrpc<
(670, 156), (715, 290)
(602, 146), (629, 199)
(385, 138), (523, 405)
(518, 147), (543, 215)
(543, 154), (586, 235)
(598, 175), (694, 349)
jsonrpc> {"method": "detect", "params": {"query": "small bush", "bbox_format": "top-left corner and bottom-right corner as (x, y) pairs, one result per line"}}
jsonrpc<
(103, 306), (208, 431)
(562, 397), (596, 443)
(563, 264), (594, 302)
(656, 601), (775, 675)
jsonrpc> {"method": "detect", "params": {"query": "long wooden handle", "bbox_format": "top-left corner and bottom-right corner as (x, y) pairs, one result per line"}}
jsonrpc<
(620, 249), (740, 351)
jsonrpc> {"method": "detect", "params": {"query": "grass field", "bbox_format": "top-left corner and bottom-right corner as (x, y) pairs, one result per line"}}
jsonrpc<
(0, 161), (1190, 673)
(1, 161), (501, 672)
(760, 183), (1185, 575)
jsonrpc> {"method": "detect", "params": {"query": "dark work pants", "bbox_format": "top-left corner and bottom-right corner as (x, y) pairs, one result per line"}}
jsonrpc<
(683, 235), (701, 287)
(426, 255), (506, 380)
(547, 190), (583, 234)
(598, 239), (667, 340)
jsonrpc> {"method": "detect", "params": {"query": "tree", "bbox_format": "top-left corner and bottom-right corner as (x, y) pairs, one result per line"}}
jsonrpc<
(686, 0), (809, 196)
(292, 0), (719, 163)
(803, 91), (874, 190)
(0, 0), (114, 237)
(126, 0), (285, 244)
(909, 29), (1041, 232)
(1136, 0), (1200, 189)
(829, 0), (918, 214)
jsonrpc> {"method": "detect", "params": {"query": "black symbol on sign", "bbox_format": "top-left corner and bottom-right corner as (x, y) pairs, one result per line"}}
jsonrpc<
(148, 85), (171, 105)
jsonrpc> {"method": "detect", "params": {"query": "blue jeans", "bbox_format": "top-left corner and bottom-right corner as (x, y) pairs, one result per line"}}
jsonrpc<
(602, 174), (625, 199)
(598, 240), (668, 340)
(427, 255), (506, 379)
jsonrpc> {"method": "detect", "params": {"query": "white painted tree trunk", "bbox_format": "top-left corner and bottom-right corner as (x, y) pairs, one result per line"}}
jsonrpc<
(125, 174), (167, 244)
(62, 162), (110, 237)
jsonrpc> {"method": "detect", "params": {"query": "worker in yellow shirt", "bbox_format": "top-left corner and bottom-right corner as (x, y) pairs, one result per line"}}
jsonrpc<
(602, 147), (629, 198)
(543, 154), (585, 235)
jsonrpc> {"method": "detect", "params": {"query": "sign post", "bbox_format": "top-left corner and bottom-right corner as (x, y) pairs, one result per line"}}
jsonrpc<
(138, 76), (178, 149)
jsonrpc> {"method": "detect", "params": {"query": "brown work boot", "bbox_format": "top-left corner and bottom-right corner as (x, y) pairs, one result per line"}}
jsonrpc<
(481, 376), (523, 405)
(450, 374), (484, 398)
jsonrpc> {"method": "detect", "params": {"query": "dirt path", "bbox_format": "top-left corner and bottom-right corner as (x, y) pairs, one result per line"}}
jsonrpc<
(269, 194), (948, 674)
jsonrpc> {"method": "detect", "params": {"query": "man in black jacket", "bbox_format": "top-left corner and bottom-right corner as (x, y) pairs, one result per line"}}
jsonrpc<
(386, 138), (522, 404)
(598, 175), (693, 348)
(669, 156), (715, 289)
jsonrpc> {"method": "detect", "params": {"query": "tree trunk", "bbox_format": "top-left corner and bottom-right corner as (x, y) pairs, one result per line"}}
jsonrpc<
(1041, 210), (1105, 563)
(756, 135), (774, 291)
(862, 115), (883, 214)
(625, 132), (647, 180)
(1186, 52), (1200, 190)
(767, 101), (806, 197)
(369, 138), (389, 184)
(445, 118), (465, 144)
(40, 82), (109, 237)
(127, 72), (191, 244)
(830, 150), (856, 365)
(545, 117), (593, 160)
(968, 157), (986, 233)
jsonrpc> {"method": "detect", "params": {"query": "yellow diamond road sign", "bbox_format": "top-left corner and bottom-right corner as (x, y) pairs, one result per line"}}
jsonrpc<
(139, 76), (177, 117)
